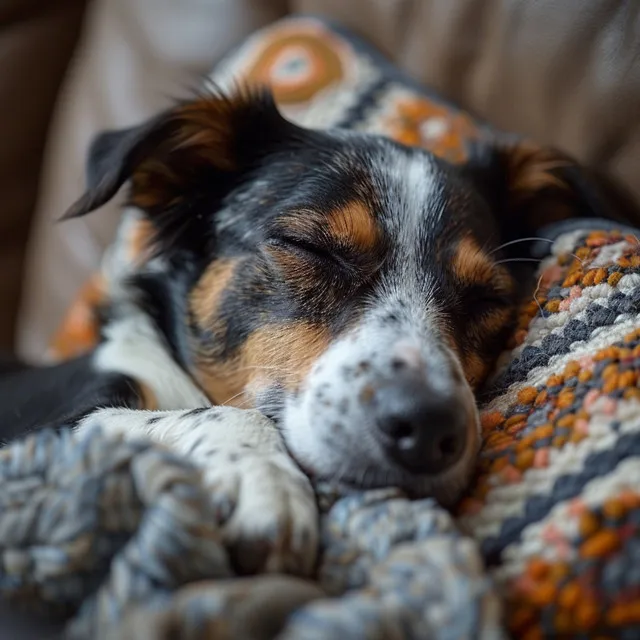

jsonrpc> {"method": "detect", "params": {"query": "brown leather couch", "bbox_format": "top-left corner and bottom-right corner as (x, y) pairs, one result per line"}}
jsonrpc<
(2, 0), (639, 351)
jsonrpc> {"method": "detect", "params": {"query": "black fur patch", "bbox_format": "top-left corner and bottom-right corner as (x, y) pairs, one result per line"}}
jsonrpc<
(0, 355), (141, 443)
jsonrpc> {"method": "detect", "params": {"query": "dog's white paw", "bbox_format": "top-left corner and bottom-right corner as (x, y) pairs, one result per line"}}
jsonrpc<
(202, 442), (319, 576)
(78, 406), (319, 576)
(183, 408), (319, 577)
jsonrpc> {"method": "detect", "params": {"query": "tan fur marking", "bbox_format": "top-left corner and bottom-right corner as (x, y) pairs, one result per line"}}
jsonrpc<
(460, 352), (487, 390)
(170, 97), (239, 171)
(452, 235), (515, 295)
(475, 307), (513, 337)
(190, 259), (238, 329)
(447, 304), (514, 390)
(127, 218), (155, 264)
(196, 322), (330, 406)
(458, 306), (515, 388)
(452, 236), (495, 285)
(447, 335), (487, 389)
(49, 275), (106, 360)
(138, 382), (159, 410)
(325, 201), (380, 251)
(506, 143), (570, 203)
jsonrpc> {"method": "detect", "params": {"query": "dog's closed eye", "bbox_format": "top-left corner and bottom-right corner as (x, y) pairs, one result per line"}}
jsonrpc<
(266, 203), (385, 281)
(267, 234), (345, 267)
(265, 234), (368, 307)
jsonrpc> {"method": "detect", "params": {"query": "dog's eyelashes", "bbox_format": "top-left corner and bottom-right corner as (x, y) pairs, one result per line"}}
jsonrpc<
(268, 235), (338, 265)
(266, 235), (366, 280)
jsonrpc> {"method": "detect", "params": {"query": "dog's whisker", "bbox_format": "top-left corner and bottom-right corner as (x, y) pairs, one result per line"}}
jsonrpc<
(532, 271), (546, 318)
(569, 252), (586, 266)
(491, 239), (585, 268)
(227, 364), (298, 376)
(220, 389), (249, 407)
(494, 257), (543, 266)
(231, 397), (253, 410)
(490, 237), (554, 255)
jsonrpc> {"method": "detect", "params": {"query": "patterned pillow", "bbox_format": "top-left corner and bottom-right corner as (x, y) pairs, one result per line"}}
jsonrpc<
(459, 229), (640, 637)
(49, 15), (640, 637)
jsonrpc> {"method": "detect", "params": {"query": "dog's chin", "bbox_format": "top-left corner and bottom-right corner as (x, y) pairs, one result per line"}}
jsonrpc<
(280, 388), (481, 508)
(314, 441), (478, 507)
(282, 421), (479, 509)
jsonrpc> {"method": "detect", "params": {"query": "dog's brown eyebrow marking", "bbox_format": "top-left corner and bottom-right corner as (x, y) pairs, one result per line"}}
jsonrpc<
(452, 235), (515, 295)
(276, 200), (381, 254)
(451, 236), (495, 285)
(325, 201), (381, 252)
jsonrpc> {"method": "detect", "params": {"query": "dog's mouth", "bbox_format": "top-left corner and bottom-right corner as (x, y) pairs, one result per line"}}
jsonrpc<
(314, 469), (421, 496)
(291, 435), (477, 507)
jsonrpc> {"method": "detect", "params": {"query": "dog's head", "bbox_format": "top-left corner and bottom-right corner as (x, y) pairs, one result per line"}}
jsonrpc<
(66, 88), (631, 505)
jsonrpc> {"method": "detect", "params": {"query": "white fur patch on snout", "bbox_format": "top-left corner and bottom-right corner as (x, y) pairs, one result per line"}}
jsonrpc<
(391, 340), (425, 370)
(282, 321), (479, 504)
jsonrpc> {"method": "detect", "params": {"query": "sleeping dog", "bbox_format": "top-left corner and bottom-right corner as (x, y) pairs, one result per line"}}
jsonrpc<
(1, 88), (638, 575)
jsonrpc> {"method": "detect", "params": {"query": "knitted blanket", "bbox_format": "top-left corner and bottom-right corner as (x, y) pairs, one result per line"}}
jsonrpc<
(3, 17), (640, 639)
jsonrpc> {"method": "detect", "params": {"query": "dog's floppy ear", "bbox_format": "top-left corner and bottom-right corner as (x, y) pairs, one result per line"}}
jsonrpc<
(463, 137), (640, 244)
(62, 87), (300, 250)
(62, 87), (302, 256)
(62, 115), (171, 219)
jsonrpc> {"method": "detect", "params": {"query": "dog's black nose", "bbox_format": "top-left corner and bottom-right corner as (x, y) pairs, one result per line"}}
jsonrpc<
(373, 377), (467, 475)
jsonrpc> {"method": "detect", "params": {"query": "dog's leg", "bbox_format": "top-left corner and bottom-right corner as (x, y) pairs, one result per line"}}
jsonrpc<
(77, 406), (318, 576)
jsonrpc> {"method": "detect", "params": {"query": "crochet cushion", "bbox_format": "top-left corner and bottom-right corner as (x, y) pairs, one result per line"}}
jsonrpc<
(461, 229), (640, 637)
